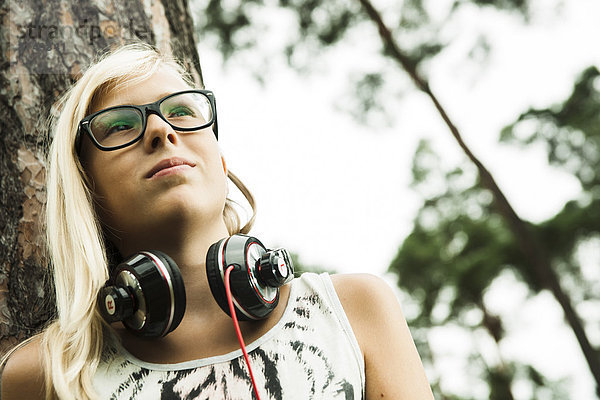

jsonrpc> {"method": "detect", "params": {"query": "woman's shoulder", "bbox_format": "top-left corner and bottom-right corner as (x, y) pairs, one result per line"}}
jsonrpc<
(1, 335), (45, 400)
(330, 273), (435, 399)
(328, 273), (403, 345)
(329, 272), (397, 309)
(292, 272), (396, 333)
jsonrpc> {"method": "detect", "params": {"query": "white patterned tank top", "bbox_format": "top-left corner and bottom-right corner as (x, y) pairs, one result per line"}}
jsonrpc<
(94, 272), (365, 399)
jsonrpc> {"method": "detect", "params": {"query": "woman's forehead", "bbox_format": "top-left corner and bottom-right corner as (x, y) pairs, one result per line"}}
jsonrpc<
(91, 67), (192, 113)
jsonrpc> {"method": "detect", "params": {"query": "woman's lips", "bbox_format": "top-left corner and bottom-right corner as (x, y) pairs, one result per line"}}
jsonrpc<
(146, 157), (196, 179)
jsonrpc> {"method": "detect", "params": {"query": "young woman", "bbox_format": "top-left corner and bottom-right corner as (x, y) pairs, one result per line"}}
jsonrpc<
(1, 43), (433, 399)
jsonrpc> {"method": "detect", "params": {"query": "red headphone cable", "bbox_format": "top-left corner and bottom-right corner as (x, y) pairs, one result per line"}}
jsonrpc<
(225, 265), (262, 400)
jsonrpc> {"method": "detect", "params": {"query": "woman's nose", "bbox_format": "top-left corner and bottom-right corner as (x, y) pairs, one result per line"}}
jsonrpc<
(143, 113), (178, 151)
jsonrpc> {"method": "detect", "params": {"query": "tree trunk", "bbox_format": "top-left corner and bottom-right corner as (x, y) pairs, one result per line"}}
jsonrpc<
(0, 0), (202, 355)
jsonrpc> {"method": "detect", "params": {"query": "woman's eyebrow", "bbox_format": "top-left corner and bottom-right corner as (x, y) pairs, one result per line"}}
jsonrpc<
(126, 92), (173, 105)
(119, 91), (178, 106)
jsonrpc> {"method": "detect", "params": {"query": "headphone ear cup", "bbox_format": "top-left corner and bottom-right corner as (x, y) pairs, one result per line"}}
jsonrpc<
(206, 235), (281, 321)
(149, 251), (187, 334)
(206, 238), (246, 320)
(115, 251), (186, 337)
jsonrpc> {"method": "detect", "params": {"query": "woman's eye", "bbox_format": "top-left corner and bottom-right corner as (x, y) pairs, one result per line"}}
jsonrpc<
(167, 106), (195, 118)
(105, 123), (134, 136)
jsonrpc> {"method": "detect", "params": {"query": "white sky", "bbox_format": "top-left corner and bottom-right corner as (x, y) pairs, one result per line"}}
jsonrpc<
(195, 0), (600, 397)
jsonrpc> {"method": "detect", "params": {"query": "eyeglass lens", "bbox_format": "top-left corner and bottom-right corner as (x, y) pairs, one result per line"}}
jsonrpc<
(89, 92), (213, 148)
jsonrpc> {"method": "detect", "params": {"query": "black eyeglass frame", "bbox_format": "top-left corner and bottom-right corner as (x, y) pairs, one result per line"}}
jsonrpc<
(75, 89), (218, 155)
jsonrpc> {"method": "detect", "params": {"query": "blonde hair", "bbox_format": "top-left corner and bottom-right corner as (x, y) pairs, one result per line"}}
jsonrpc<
(37, 43), (255, 399)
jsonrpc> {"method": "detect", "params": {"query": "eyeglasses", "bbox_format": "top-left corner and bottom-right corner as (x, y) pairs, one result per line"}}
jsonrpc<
(75, 89), (218, 154)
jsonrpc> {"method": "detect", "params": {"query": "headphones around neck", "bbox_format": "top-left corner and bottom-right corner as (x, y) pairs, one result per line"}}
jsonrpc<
(97, 234), (294, 337)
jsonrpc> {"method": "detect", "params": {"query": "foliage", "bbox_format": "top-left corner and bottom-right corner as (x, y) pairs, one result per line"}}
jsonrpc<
(451, 0), (530, 16)
(195, 0), (261, 58)
(501, 67), (600, 193)
(193, 0), (459, 124)
(500, 66), (600, 304)
(390, 64), (600, 396)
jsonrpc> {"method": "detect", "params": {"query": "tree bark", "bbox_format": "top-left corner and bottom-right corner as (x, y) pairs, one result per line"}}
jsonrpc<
(357, 0), (600, 395)
(0, 0), (202, 355)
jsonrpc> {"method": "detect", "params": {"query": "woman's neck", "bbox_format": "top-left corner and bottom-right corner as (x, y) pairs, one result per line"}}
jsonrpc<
(114, 217), (231, 318)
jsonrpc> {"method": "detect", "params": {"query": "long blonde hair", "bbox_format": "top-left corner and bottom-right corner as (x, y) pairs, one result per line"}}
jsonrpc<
(37, 43), (255, 399)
